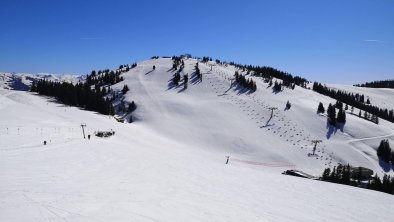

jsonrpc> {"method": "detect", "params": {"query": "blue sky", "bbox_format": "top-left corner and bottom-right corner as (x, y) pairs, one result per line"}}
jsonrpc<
(0, 0), (393, 84)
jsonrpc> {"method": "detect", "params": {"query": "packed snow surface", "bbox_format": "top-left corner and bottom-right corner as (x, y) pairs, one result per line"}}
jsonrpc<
(1, 58), (393, 221)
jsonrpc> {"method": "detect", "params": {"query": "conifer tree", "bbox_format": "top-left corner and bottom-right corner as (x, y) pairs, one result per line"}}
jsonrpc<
(286, 100), (291, 110)
(173, 72), (181, 86)
(327, 103), (336, 126)
(335, 101), (343, 110)
(337, 109), (346, 124)
(322, 168), (331, 181)
(127, 101), (136, 112)
(329, 166), (337, 182)
(377, 139), (391, 163)
(273, 81), (282, 91)
(317, 102), (325, 114)
(368, 174), (382, 191)
(122, 85), (129, 94)
(183, 74), (188, 89)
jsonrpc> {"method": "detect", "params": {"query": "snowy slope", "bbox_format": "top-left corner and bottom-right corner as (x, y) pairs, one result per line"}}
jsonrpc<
(112, 58), (394, 175)
(1, 58), (394, 221)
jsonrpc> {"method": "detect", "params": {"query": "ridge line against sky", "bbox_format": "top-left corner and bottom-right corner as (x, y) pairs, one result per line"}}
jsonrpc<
(0, 0), (393, 84)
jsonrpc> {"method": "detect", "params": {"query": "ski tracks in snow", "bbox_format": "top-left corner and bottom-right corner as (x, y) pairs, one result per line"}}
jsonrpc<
(202, 63), (333, 166)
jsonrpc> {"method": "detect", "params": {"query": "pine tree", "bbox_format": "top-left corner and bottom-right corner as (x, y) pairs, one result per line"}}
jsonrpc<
(317, 102), (325, 114)
(183, 74), (188, 89)
(382, 174), (392, 194)
(341, 164), (351, 185)
(273, 81), (282, 91)
(377, 139), (391, 163)
(322, 168), (331, 181)
(173, 72), (181, 86)
(335, 100), (343, 110)
(368, 174), (382, 191)
(122, 85), (129, 94)
(31, 81), (37, 92)
(329, 166), (337, 182)
(127, 101), (136, 112)
(286, 101), (291, 110)
(327, 103), (336, 126)
(337, 109), (346, 124)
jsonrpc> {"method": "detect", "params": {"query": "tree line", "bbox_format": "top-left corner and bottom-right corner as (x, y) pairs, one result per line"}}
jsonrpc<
(321, 164), (394, 195)
(31, 80), (113, 115)
(198, 56), (307, 87)
(234, 71), (256, 91)
(86, 64), (133, 88)
(355, 79), (394, 89)
(313, 82), (394, 124)
(317, 102), (347, 126)
(30, 63), (138, 116)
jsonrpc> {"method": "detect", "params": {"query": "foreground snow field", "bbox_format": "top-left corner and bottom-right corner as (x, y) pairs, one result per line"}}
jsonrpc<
(1, 58), (393, 221)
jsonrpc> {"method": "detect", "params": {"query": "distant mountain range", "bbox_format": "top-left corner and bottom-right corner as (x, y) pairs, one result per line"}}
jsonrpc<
(0, 72), (83, 91)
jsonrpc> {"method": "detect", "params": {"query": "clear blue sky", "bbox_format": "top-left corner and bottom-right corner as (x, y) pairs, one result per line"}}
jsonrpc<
(1, 0), (393, 84)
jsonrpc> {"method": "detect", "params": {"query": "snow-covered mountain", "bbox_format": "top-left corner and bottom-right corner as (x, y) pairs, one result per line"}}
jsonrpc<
(1, 58), (393, 221)
(0, 72), (83, 91)
(113, 58), (394, 175)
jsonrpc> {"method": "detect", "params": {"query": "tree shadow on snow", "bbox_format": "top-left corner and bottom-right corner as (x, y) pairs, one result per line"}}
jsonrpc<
(233, 84), (254, 95)
(272, 88), (282, 94)
(177, 86), (187, 93)
(8, 76), (30, 91)
(378, 159), (392, 172)
(166, 79), (180, 91)
(326, 120), (337, 139)
(145, 70), (154, 75)
(190, 71), (202, 85)
(167, 68), (175, 72)
(218, 82), (234, 96)
(336, 123), (345, 132)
